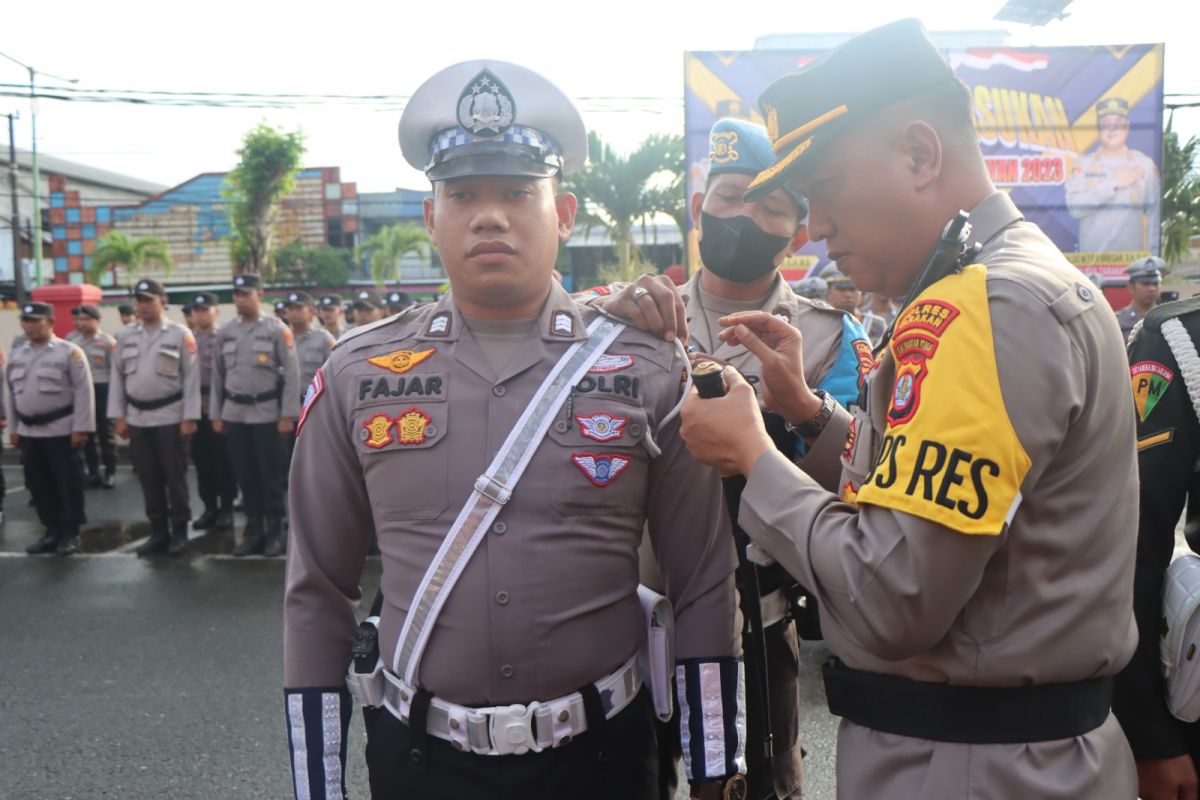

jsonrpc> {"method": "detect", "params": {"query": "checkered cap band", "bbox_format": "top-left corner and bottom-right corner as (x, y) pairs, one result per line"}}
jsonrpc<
(430, 124), (562, 163)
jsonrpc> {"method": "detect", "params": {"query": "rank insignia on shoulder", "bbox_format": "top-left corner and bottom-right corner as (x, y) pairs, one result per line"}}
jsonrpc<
(296, 369), (325, 437)
(589, 354), (635, 373)
(575, 412), (628, 442)
(571, 453), (632, 486)
(367, 348), (436, 375)
(1131, 360), (1174, 422)
(395, 408), (432, 445)
(552, 312), (575, 336)
(361, 414), (394, 449)
(427, 312), (452, 337)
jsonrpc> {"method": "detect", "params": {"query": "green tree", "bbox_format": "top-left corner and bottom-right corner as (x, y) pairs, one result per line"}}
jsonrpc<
(224, 123), (306, 279)
(1162, 119), (1200, 265)
(355, 224), (432, 286)
(87, 230), (173, 286)
(566, 131), (685, 281)
(275, 241), (354, 288)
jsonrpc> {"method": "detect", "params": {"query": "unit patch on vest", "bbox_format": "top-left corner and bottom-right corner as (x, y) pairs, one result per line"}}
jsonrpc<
(576, 412), (628, 442)
(367, 348), (436, 375)
(296, 368), (325, 438)
(257, 352), (270, 365)
(395, 408), (432, 445)
(361, 414), (394, 449)
(589, 354), (635, 374)
(853, 265), (1031, 536)
(1131, 360), (1174, 422)
(572, 453), (632, 487)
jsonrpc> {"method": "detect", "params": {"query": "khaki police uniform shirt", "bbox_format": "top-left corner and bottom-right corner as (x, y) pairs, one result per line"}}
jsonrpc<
(295, 327), (335, 401)
(7, 336), (95, 438)
(284, 284), (739, 705)
(738, 191), (1138, 799)
(1114, 304), (1146, 342)
(210, 315), (300, 424)
(1066, 146), (1161, 254)
(194, 327), (219, 418)
(0, 347), (6, 421)
(108, 320), (201, 428)
(67, 330), (116, 385)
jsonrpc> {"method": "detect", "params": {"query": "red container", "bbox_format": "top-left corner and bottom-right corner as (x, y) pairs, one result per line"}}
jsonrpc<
(32, 283), (103, 337)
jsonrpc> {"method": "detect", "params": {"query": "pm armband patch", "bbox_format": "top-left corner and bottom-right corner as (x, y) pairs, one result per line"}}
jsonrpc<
(854, 265), (1030, 535)
(1131, 360), (1173, 422)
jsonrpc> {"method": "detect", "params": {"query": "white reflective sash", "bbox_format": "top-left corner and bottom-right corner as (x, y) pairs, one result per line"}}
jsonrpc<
(393, 316), (626, 684)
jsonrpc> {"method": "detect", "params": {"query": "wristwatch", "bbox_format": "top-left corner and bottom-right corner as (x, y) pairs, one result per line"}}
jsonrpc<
(785, 388), (837, 438)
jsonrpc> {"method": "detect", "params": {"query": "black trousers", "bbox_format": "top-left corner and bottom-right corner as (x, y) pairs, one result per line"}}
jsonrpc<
(82, 384), (116, 476)
(224, 421), (284, 520)
(128, 424), (190, 527)
(21, 435), (85, 530)
(191, 416), (236, 510)
(365, 691), (659, 800)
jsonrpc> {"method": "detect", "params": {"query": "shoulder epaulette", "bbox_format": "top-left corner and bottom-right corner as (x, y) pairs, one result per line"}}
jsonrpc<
(1145, 295), (1200, 332)
(334, 305), (422, 350)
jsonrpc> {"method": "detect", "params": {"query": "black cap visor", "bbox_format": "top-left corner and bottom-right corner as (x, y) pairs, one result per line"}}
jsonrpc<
(428, 141), (563, 181)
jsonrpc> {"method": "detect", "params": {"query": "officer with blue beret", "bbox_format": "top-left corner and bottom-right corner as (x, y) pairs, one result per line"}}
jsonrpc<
(284, 59), (745, 800)
(592, 116), (871, 800)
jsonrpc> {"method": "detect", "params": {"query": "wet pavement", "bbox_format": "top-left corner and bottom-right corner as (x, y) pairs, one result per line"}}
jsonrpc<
(0, 456), (842, 799)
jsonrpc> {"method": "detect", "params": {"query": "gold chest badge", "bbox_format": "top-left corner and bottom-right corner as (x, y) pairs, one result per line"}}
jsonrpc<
(367, 348), (436, 375)
(361, 414), (394, 449)
(395, 408), (432, 445)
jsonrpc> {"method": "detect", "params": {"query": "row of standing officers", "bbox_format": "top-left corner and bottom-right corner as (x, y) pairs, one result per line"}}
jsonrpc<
(5, 276), (341, 558)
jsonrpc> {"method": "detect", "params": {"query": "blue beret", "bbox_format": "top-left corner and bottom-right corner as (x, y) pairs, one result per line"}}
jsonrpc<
(708, 118), (809, 216)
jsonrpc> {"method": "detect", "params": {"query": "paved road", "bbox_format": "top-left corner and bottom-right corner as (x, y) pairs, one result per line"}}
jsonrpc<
(0, 459), (841, 799)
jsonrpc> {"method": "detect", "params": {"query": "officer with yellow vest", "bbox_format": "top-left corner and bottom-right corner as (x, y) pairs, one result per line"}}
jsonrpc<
(675, 19), (1138, 799)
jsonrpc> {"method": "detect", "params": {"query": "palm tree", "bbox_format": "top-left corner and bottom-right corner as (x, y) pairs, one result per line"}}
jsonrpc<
(566, 131), (685, 280)
(355, 224), (432, 286)
(1162, 119), (1200, 264)
(88, 231), (174, 286)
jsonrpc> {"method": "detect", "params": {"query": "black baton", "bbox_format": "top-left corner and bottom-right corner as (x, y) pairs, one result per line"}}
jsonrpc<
(693, 360), (775, 783)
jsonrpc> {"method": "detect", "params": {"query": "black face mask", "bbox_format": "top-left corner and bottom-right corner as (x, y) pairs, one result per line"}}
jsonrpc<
(698, 211), (792, 284)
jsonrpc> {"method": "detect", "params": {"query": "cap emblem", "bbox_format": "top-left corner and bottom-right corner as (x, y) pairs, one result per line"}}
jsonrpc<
(457, 69), (515, 138)
(764, 105), (779, 144)
(23, 304), (33, 314)
(710, 131), (740, 165)
(234, 276), (245, 286)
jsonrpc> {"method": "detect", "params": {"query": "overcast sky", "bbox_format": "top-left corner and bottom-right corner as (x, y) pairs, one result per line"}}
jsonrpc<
(3, 0), (1197, 195)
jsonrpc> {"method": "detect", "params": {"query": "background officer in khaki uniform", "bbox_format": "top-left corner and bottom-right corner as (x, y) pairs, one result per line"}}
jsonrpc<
(109, 279), (201, 556)
(1114, 295), (1200, 800)
(823, 269), (887, 346)
(211, 273), (299, 557)
(9, 302), (94, 556)
(1115, 255), (1166, 342)
(188, 292), (236, 531)
(284, 59), (744, 800)
(350, 289), (386, 327)
(384, 289), (412, 316)
(316, 293), (345, 338)
(676, 20), (1137, 799)
(69, 304), (117, 488)
(282, 291), (334, 488)
(595, 116), (870, 800)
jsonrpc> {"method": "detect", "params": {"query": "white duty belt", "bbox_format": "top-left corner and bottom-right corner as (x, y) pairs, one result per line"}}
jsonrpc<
(382, 654), (641, 756)
(392, 316), (626, 685)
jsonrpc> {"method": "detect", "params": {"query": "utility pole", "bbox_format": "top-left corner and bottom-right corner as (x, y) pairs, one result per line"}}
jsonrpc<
(7, 111), (26, 302)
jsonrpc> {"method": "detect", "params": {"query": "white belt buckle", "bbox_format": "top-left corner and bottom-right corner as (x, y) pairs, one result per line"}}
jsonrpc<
(487, 701), (543, 755)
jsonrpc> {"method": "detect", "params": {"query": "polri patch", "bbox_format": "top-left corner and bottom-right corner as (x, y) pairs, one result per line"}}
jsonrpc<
(367, 348), (436, 375)
(575, 412), (628, 442)
(395, 408), (432, 445)
(1131, 360), (1174, 422)
(296, 369), (325, 437)
(571, 453), (633, 487)
(589, 354), (635, 373)
(884, 299), (960, 426)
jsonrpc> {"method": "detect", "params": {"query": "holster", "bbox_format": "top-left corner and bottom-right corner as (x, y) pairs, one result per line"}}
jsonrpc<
(1162, 554), (1200, 721)
(637, 584), (675, 722)
(345, 615), (385, 708)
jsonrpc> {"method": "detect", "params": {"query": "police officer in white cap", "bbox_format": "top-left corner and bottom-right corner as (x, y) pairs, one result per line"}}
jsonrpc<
(1116, 256), (1166, 342)
(283, 60), (744, 800)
